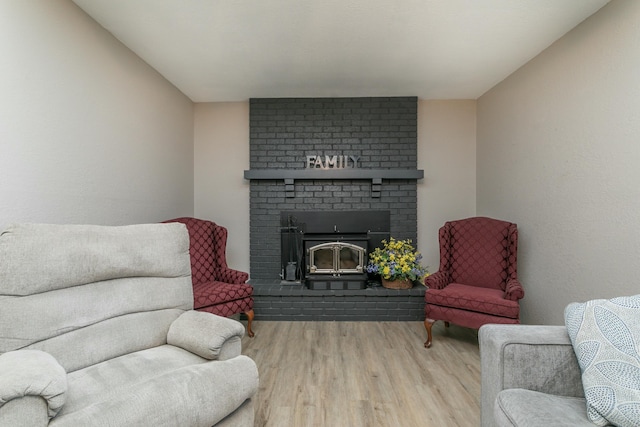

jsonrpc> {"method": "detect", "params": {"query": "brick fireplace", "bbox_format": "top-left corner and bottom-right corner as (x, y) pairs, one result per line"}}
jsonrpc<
(245, 97), (426, 320)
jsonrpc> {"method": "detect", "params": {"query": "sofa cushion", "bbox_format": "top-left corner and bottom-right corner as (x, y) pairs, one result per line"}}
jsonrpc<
(565, 295), (640, 427)
(193, 281), (253, 309)
(0, 223), (191, 295)
(448, 217), (511, 289)
(197, 299), (255, 320)
(426, 283), (519, 318)
(53, 345), (258, 426)
(495, 389), (597, 427)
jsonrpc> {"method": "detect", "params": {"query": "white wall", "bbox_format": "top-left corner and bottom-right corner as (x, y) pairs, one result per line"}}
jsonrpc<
(417, 100), (477, 272)
(477, 0), (640, 325)
(0, 0), (194, 230)
(194, 102), (250, 273)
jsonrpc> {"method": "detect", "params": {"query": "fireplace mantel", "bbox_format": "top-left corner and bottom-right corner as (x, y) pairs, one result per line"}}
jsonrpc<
(244, 168), (424, 198)
(244, 168), (423, 180)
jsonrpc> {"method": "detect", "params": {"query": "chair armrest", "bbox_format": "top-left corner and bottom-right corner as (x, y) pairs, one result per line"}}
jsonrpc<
(479, 324), (583, 427)
(424, 270), (448, 290)
(504, 278), (524, 301)
(0, 350), (67, 420)
(167, 310), (245, 361)
(215, 267), (249, 284)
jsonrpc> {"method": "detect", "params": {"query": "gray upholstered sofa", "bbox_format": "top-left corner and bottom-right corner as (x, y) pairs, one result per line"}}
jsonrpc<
(0, 222), (259, 426)
(479, 324), (596, 427)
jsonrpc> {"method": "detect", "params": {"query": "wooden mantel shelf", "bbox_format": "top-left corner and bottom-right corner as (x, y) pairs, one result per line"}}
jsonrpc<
(244, 168), (424, 198)
(243, 169), (424, 180)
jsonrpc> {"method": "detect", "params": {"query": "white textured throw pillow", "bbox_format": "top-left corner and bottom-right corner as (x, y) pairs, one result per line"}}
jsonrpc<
(565, 295), (640, 427)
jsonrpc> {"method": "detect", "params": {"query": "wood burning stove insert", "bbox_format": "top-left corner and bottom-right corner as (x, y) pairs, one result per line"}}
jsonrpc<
(280, 210), (390, 290)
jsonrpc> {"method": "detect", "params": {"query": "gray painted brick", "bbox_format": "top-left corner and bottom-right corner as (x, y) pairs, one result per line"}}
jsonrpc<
(249, 97), (418, 280)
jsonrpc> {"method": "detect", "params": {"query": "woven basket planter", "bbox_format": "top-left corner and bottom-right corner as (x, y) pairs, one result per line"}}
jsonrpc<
(381, 278), (413, 289)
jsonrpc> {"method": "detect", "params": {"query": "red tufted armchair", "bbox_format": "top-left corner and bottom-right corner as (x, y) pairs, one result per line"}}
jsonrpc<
(424, 217), (524, 348)
(164, 217), (255, 337)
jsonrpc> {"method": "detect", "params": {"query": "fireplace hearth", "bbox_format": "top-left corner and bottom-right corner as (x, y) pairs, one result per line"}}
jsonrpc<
(280, 210), (389, 290)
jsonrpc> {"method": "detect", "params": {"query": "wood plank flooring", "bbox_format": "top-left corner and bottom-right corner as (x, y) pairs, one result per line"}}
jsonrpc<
(240, 321), (480, 427)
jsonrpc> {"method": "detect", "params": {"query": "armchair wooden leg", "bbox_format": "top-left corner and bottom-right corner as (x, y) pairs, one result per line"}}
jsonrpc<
(245, 309), (255, 338)
(424, 318), (436, 348)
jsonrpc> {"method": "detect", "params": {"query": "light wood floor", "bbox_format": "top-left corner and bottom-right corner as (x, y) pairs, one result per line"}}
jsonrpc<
(240, 321), (480, 427)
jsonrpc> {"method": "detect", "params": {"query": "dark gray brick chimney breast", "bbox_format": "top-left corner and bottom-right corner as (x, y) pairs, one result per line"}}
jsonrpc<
(246, 97), (424, 321)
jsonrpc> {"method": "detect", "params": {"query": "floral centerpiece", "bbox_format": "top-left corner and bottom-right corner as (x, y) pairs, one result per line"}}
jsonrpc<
(365, 238), (428, 289)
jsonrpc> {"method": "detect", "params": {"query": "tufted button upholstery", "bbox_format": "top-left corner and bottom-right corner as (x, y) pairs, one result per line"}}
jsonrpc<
(164, 217), (255, 337)
(423, 217), (524, 347)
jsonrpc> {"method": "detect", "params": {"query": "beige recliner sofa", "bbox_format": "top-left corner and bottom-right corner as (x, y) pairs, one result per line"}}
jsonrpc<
(0, 222), (258, 426)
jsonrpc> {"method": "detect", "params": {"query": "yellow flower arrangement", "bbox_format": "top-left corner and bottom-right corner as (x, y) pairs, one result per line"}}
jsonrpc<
(365, 238), (428, 283)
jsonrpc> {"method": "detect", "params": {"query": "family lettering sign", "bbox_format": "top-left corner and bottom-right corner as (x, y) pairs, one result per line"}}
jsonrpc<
(306, 155), (361, 169)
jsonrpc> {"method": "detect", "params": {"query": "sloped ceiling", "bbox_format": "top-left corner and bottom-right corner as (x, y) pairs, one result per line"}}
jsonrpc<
(72, 0), (610, 102)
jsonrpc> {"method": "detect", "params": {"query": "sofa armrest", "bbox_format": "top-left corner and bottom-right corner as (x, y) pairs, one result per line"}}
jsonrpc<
(216, 267), (249, 284)
(479, 324), (584, 427)
(167, 310), (245, 361)
(424, 270), (448, 290)
(504, 278), (524, 301)
(0, 350), (67, 421)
